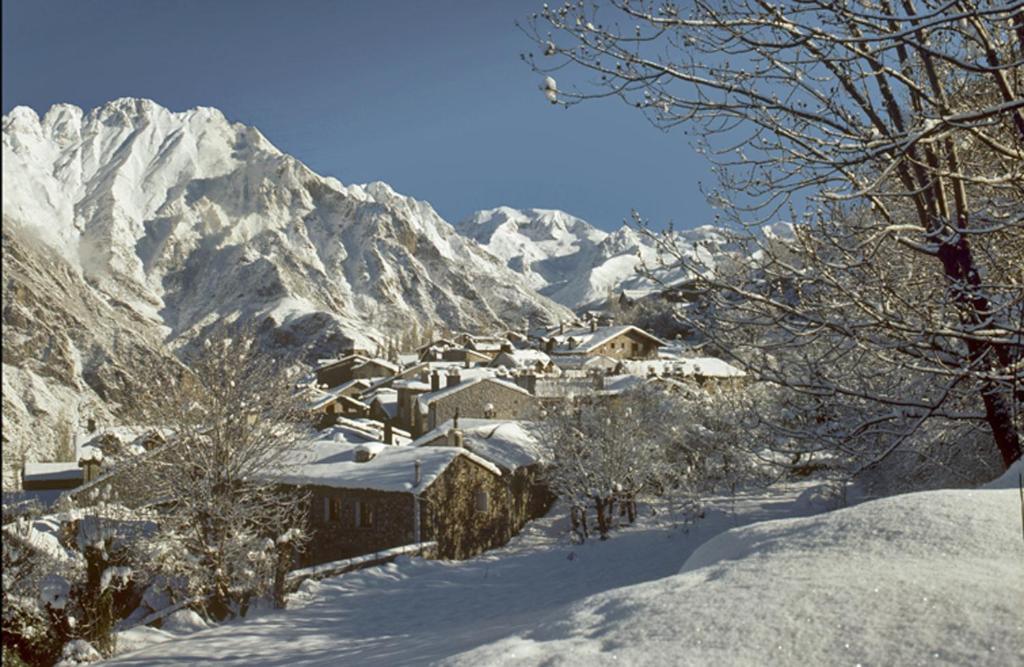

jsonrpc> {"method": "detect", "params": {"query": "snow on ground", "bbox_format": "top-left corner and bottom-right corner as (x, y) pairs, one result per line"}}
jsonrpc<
(104, 483), (818, 665)
(447, 463), (1024, 667)
(103, 466), (1023, 666)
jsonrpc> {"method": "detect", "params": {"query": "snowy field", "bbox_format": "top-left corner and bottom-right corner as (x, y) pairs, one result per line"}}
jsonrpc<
(105, 467), (1023, 666)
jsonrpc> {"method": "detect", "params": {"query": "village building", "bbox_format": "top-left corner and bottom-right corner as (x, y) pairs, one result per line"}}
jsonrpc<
(314, 355), (399, 389)
(544, 324), (666, 360)
(549, 354), (620, 373)
(463, 336), (509, 359)
(392, 364), (500, 433)
(432, 347), (493, 364)
(282, 422), (550, 565)
(414, 374), (538, 436)
(21, 462), (85, 492)
(365, 387), (400, 424)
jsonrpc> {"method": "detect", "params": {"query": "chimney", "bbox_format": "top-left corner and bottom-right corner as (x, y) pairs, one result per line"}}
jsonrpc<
(559, 322), (565, 335)
(590, 319), (597, 332)
(430, 370), (440, 392)
(414, 460), (422, 485)
(383, 420), (393, 445)
(447, 426), (464, 448)
(78, 447), (103, 483)
(446, 369), (461, 388)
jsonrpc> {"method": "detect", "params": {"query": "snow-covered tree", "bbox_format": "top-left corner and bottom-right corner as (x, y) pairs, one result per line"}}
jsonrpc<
(540, 385), (763, 539)
(128, 327), (313, 619)
(523, 1), (1023, 477)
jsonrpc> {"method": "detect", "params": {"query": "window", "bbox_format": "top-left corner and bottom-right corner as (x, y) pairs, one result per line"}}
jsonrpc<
(323, 496), (342, 522)
(354, 501), (374, 528)
(474, 489), (490, 513)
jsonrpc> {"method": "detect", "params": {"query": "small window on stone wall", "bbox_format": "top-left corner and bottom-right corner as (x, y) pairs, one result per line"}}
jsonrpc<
(328, 497), (342, 522)
(475, 489), (490, 513)
(355, 501), (374, 528)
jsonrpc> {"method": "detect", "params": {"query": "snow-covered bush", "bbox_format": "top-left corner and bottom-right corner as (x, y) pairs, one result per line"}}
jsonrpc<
(1, 500), (151, 665)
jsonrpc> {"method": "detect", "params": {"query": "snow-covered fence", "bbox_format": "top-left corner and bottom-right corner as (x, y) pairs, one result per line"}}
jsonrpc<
(285, 541), (437, 591)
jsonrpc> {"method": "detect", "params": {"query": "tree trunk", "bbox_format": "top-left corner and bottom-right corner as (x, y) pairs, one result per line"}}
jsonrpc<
(936, 233), (1022, 467)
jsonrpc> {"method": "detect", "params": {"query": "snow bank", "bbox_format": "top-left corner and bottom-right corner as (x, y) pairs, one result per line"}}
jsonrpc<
(446, 465), (1024, 666)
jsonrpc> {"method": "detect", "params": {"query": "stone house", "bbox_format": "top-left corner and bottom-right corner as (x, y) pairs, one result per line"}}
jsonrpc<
(545, 324), (666, 360)
(412, 418), (554, 528)
(415, 375), (537, 436)
(437, 348), (493, 364)
(285, 426), (549, 565)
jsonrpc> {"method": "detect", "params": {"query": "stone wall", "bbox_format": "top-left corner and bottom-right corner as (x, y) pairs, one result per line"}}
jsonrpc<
(421, 455), (554, 560)
(303, 485), (416, 567)
(426, 380), (537, 435)
(591, 331), (659, 359)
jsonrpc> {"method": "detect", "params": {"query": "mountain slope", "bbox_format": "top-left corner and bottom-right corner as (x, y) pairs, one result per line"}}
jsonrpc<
(2, 98), (571, 487)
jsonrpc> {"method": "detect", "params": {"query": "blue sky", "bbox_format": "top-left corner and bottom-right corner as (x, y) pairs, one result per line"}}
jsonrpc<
(2, 0), (714, 231)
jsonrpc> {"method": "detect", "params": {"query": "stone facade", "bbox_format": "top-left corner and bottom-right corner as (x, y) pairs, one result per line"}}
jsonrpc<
(423, 379), (537, 435)
(302, 485), (416, 566)
(299, 451), (553, 565)
(581, 330), (660, 359)
(419, 455), (552, 560)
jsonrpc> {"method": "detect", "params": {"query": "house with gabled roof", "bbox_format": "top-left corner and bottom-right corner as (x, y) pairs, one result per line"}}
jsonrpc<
(314, 355), (399, 389)
(545, 324), (667, 360)
(412, 418), (555, 533)
(282, 424), (535, 564)
(490, 349), (556, 374)
(413, 374), (538, 436)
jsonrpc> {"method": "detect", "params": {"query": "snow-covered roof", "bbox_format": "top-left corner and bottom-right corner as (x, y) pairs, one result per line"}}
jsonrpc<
(550, 354), (619, 370)
(351, 358), (400, 375)
(620, 288), (657, 301)
(490, 349), (552, 369)
(23, 462), (82, 482)
(315, 354), (369, 371)
(549, 325), (667, 355)
(308, 379), (373, 410)
(619, 357), (746, 379)
(366, 388), (399, 419)
(601, 375), (645, 393)
(328, 418), (412, 445)
(411, 419), (543, 470)
(282, 438), (500, 493)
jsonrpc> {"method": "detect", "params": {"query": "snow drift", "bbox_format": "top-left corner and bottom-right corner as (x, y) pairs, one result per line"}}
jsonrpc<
(446, 462), (1024, 666)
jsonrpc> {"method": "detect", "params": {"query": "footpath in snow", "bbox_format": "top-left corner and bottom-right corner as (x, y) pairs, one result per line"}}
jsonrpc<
(105, 467), (1024, 666)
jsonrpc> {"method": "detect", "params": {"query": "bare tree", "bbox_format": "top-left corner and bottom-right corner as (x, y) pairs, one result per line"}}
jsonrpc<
(129, 328), (313, 619)
(523, 1), (1023, 474)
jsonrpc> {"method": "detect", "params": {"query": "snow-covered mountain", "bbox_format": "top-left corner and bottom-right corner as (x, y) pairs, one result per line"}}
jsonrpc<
(457, 207), (726, 309)
(2, 98), (571, 487)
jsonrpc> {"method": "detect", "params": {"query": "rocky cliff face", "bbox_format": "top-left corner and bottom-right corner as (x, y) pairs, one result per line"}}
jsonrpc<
(2, 98), (571, 488)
